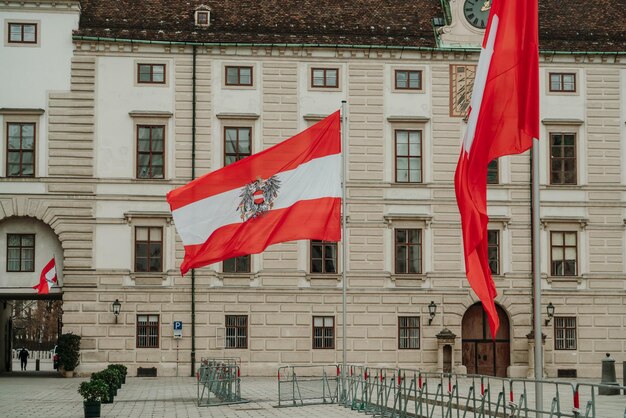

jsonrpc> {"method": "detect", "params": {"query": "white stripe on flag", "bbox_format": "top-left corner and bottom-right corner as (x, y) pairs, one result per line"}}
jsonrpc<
(45, 266), (56, 284)
(172, 153), (341, 246)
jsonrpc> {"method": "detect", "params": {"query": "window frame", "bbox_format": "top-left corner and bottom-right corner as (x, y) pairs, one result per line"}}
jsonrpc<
(310, 240), (338, 274)
(136, 124), (165, 179)
(394, 70), (423, 91)
(195, 10), (210, 26)
(6, 122), (36, 178)
(223, 255), (251, 273)
(554, 316), (577, 350)
(310, 68), (339, 89)
(398, 316), (421, 350)
(225, 66), (253, 87)
(487, 229), (500, 275)
(134, 226), (163, 273)
(394, 228), (423, 275)
(137, 63), (166, 85)
(136, 314), (160, 348)
(7, 21), (38, 45)
(225, 315), (248, 349)
(549, 72), (576, 93)
(550, 231), (577, 277)
(223, 126), (252, 166)
(549, 132), (577, 185)
(394, 129), (423, 184)
(6, 233), (35, 272)
(487, 159), (499, 184)
(312, 315), (335, 349)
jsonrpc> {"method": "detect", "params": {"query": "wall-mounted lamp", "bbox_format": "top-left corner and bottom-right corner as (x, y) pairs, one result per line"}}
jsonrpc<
(428, 301), (437, 325)
(544, 302), (555, 326)
(112, 299), (121, 323)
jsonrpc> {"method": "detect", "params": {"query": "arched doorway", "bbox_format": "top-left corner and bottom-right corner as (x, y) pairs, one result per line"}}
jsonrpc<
(461, 303), (510, 377)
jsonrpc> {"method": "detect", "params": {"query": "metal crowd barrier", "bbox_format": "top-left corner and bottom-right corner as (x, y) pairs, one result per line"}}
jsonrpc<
(336, 365), (626, 418)
(196, 359), (245, 407)
(277, 364), (340, 407)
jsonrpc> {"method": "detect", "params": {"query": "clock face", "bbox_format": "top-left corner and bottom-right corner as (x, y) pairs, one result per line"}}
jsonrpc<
(463, 0), (490, 29)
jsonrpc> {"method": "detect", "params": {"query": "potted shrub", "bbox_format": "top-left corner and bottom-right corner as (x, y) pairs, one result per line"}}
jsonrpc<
(108, 364), (128, 384)
(78, 379), (108, 418)
(94, 369), (120, 402)
(57, 333), (81, 377)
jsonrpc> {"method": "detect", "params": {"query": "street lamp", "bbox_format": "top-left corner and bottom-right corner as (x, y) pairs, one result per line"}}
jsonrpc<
(428, 301), (437, 325)
(545, 302), (555, 326)
(112, 299), (121, 324)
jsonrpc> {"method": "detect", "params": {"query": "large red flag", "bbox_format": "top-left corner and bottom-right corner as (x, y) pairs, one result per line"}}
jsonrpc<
(167, 111), (341, 275)
(33, 257), (57, 294)
(454, 0), (539, 338)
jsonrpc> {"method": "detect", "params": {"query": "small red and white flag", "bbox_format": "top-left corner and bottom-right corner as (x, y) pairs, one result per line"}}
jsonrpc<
(167, 111), (342, 275)
(455, 0), (539, 338)
(33, 257), (57, 294)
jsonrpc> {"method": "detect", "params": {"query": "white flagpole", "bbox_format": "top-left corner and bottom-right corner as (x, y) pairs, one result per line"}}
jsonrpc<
(340, 100), (348, 402)
(532, 138), (543, 417)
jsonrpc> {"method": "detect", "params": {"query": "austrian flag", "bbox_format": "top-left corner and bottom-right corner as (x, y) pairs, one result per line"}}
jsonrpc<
(167, 111), (342, 275)
(33, 257), (57, 294)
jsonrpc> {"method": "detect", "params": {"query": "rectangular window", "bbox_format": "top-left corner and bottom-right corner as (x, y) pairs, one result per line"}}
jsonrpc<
(134, 227), (163, 273)
(398, 316), (420, 349)
(395, 70), (422, 90)
(487, 159), (499, 184)
(223, 255), (251, 273)
(551, 231), (577, 276)
(224, 127), (251, 165)
(311, 68), (338, 88)
(554, 317), (577, 350)
(225, 66), (253, 86)
(312, 316), (334, 349)
(550, 133), (576, 185)
(136, 314), (159, 348)
(7, 234), (35, 272)
(8, 22), (37, 44)
(310, 240), (337, 274)
(450, 64), (476, 117)
(136, 125), (164, 179)
(137, 63), (166, 84)
(395, 130), (422, 183)
(7, 122), (35, 177)
(487, 230), (500, 275)
(225, 315), (248, 349)
(196, 11), (209, 25)
(395, 229), (422, 274)
(549, 73), (576, 92)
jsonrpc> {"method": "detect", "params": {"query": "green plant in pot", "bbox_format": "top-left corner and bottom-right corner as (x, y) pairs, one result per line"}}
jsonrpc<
(78, 379), (108, 418)
(94, 369), (121, 402)
(107, 364), (127, 386)
(57, 332), (82, 376)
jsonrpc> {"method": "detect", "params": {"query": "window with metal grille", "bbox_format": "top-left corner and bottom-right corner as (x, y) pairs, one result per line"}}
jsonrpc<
(487, 159), (498, 184)
(311, 68), (338, 88)
(395, 70), (422, 90)
(550, 133), (576, 185)
(551, 231), (577, 276)
(134, 227), (163, 272)
(395, 130), (422, 183)
(7, 122), (35, 177)
(225, 66), (253, 86)
(8, 22), (37, 44)
(450, 64), (476, 117)
(395, 229), (422, 274)
(224, 127), (251, 165)
(310, 240), (337, 274)
(487, 230), (500, 275)
(225, 315), (248, 349)
(398, 316), (420, 349)
(7, 234), (35, 272)
(223, 255), (251, 273)
(313, 316), (334, 349)
(137, 63), (166, 84)
(137, 125), (164, 179)
(554, 317), (576, 350)
(136, 314), (159, 348)
(549, 73), (576, 92)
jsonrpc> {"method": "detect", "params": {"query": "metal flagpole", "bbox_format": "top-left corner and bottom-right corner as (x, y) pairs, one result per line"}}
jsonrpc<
(340, 100), (348, 402)
(532, 137), (543, 417)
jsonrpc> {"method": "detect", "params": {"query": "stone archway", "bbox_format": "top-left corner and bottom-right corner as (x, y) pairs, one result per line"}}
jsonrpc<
(461, 303), (510, 377)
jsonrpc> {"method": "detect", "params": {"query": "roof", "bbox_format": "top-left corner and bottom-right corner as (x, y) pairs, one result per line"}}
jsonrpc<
(74, 0), (626, 52)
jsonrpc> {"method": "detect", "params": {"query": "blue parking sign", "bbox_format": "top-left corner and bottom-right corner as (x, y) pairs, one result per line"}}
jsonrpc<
(174, 321), (183, 330)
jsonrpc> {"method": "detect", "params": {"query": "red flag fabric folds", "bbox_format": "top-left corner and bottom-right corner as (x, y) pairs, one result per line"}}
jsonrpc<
(33, 257), (57, 294)
(454, 0), (539, 338)
(167, 111), (342, 275)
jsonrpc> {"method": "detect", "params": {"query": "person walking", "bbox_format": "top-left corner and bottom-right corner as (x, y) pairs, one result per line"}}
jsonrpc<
(18, 348), (29, 371)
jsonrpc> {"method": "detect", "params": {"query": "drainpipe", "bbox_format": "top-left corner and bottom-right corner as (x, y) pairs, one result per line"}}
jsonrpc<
(190, 45), (197, 377)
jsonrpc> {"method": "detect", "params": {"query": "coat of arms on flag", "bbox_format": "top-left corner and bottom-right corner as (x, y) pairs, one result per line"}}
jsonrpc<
(237, 175), (281, 221)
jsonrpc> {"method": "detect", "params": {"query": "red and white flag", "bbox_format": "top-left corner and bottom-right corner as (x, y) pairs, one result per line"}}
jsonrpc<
(167, 111), (342, 275)
(455, 0), (539, 337)
(33, 257), (57, 294)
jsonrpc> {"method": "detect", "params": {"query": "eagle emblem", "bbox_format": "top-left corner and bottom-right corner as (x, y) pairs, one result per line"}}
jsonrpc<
(237, 175), (281, 221)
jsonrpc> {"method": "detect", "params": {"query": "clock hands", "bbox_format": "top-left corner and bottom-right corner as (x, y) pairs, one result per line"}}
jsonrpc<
(481, 0), (491, 12)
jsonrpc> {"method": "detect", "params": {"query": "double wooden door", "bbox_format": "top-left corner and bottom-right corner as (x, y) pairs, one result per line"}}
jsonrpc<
(461, 303), (510, 377)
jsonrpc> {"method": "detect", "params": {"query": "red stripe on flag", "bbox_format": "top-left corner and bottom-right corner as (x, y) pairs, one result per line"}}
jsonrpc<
(179, 197), (341, 275)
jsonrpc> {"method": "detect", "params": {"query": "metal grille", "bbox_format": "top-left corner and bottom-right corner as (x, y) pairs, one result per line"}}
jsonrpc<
(555, 316), (577, 350)
(398, 316), (420, 349)
(137, 314), (159, 348)
(225, 315), (247, 349)
(313, 316), (334, 349)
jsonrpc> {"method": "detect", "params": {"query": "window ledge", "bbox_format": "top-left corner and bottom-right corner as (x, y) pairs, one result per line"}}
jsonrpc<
(541, 118), (584, 126)
(387, 116), (430, 123)
(129, 110), (173, 118)
(540, 217), (588, 230)
(0, 108), (44, 115)
(216, 112), (259, 120)
(546, 275), (582, 285)
(303, 114), (330, 122)
(124, 211), (172, 225)
(306, 274), (341, 281)
(391, 274), (425, 285)
(130, 273), (166, 286)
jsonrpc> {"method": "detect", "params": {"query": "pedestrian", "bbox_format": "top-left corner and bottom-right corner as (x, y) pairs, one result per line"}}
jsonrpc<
(18, 348), (29, 371)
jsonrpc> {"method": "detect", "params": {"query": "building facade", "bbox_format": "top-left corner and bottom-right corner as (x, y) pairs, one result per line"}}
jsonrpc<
(1, 0), (625, 378)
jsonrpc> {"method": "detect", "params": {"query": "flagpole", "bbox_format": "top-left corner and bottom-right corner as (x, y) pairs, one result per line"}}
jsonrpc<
(340, 100), (348, 402)
(532, 138), (543, 417)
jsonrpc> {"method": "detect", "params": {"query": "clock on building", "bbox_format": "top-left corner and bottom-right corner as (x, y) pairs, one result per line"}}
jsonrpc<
(463, 0), (490, 29)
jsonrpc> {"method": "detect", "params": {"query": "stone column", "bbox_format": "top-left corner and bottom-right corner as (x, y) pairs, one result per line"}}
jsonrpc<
(436, 328), (457, 373)
(526, 331), (546, 378)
